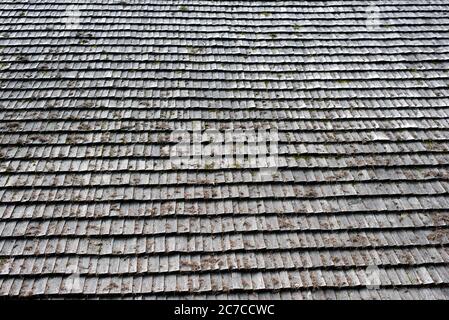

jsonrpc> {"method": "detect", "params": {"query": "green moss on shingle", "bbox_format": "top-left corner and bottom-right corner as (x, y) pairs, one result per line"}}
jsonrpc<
(293, 154), (311, 161)
(204, 162), (215, 170)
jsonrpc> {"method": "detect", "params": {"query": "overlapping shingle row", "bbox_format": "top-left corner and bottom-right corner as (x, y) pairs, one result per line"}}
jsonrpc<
(0, 0), (448, 299)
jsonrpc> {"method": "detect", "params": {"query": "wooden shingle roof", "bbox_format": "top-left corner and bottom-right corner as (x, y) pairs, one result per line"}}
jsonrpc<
(0, 0), (449, 299)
